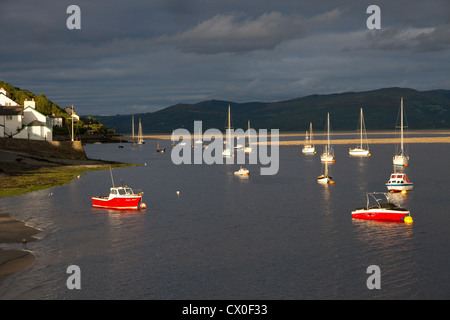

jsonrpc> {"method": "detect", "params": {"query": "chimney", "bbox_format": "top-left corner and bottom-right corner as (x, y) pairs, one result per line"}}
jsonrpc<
(24, 98), (36, 109)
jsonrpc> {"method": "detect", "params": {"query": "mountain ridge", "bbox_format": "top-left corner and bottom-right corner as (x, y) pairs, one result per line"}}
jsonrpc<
(93, 87), (450, 133)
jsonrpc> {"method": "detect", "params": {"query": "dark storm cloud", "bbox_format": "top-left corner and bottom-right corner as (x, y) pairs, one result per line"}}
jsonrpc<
(1, 1), (450, 115)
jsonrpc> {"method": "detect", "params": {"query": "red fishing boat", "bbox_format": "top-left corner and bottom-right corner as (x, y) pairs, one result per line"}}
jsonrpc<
(91, 169), (146, 210)
(91, 186), (145, 209)
(351, 192), (410, 222)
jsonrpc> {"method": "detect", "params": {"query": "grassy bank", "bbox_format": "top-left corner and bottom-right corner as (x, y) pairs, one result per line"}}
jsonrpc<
(0, 160), (136, 198)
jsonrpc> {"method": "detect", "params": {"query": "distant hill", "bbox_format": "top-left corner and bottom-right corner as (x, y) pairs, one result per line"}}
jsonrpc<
(94, 87), (450, 133)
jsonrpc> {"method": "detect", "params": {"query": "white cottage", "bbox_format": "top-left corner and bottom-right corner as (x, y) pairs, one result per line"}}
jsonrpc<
(0, 87), (20, 106)
(0, 87), (53, 141)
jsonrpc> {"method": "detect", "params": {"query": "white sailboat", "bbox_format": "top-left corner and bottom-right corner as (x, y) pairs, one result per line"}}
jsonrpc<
(137, 118), (145, 144)
(244, 120), (253, 153)
(195, 127), (202, 145)
(349, 108), (370, 157)
(222, 105), (232, 157)
(302, 122), (315, 154)
(393, 97), (409, 166)
(320, 113), (335, 162)
(131, 115), (136, 146)
(317, 161), (333, 184)
(234, 166), (250, 176)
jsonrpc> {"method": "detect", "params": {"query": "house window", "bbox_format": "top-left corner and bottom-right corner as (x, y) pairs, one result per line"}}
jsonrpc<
(6, 115), (13, 120)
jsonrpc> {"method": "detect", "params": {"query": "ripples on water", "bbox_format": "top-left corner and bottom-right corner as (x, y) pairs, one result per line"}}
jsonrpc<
(0, 141), (449, 299)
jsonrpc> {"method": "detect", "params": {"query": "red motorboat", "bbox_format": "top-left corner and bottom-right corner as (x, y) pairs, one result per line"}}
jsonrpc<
(92, 186), (145, 210)
(351, 192), (410, 222)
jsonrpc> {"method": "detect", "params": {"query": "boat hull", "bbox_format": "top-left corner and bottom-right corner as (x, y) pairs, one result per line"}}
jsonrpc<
(91, 196), (142, 209)
(393, 155), (409, 166)
(386, 183), (413, 192)
(222, 148), (232, 157)
(320, 153), (335, 162)
(386, 173), (413, 192)
(302, 146), (315, 154)
(349, 148), (370, 156)
(317, 175), (332, 184)
(351, 209), (409, 221)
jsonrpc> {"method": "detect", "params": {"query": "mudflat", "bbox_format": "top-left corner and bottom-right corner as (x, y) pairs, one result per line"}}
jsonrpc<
(0, 210), (40, 286)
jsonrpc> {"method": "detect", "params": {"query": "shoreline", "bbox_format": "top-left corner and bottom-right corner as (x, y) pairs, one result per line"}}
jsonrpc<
(0, 210), (40, 286)
(123, 129), (450, 144)
(0, 147), (137, 288)
(0, 149), (137, 198)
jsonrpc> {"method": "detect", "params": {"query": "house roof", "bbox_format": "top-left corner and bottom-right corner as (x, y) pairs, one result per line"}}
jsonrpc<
(25, 120), (53, 131)
(27, 120), (46, 126)
(0, 106), (23, 115)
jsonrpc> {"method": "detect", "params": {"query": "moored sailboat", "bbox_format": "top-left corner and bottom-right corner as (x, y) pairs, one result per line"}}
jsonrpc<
(393, 97), (409, 166)
(349, 108), (370, 157)
(137, 118), (145, 144)
(320, 113), (335, 162)
(302, 122), (315, 154)
(234, 166), (250, 176)
(317, 160), (333, 184)
(131, 115), (136, 146)
(244, 120), (253, 153)
(222, 105), (232, 157)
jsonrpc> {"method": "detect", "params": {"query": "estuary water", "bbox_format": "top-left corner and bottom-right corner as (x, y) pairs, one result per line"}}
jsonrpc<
(0, 140), (449, 300)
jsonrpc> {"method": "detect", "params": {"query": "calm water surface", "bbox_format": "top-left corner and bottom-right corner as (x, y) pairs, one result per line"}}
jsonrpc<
(0, 140), (449, 299)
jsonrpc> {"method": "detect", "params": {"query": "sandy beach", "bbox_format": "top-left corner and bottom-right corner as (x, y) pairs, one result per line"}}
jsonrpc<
(129, 130), (450, 145)
(0, 210), (40, 286)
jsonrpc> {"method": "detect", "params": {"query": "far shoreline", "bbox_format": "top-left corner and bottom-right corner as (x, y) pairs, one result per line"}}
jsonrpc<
(121, 129), (450, 145)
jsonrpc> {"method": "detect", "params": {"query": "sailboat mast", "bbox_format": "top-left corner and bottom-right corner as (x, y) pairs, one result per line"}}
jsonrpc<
(327, 113), (330, 153)
(139, 118), (142, 140)
(71, 105), (74, 142)
(227, 105), (231, 144)
(400, 97), (404, 155)
(132, 115), (135, 142)
(228, 105), (231, 130)
(360, 108), (363, 148)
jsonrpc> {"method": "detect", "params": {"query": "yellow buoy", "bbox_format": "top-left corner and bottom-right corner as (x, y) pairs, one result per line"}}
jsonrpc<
(140, 203), (147, 209)
(404, 216), (413, 224)
(329, 180), (335, 184)
(401, 190), (407, 194)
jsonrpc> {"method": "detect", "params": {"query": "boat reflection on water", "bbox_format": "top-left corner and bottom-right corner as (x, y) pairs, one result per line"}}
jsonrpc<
(91, 207), (146, 215)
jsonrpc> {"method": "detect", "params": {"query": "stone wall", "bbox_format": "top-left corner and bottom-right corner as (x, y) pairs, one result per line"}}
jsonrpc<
(0, 138), (87, 160)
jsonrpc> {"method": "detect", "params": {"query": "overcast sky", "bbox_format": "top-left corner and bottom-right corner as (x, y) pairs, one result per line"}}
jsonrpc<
(1, 0), (450, 115)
